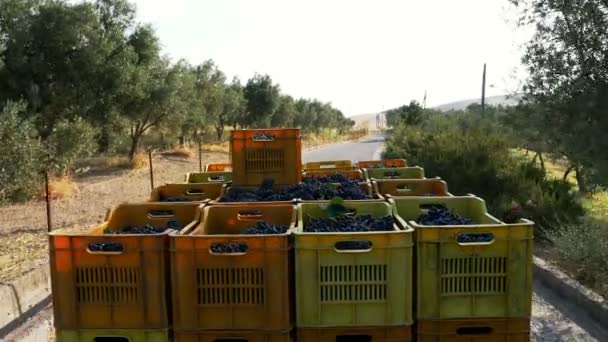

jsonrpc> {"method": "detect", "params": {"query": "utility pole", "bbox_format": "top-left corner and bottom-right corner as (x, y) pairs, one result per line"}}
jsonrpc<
(481, 63), (487, 114)
(423, 90), (427, 110)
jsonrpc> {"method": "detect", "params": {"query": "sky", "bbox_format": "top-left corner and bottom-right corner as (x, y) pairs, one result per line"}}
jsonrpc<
(130, 0), (531, 116)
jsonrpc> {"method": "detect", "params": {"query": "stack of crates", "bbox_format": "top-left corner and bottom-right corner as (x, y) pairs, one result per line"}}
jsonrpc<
(49, 202), (203, 342)
(168, 128), (303, 341)
(390, 196), (534, 341)
(47, 131), (536, 342)
(170, 203), (296, 341)
(294, 201), (415, 341)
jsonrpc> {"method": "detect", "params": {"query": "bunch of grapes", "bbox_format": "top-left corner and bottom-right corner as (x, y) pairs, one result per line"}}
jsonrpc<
(160, 196), (191, 202)
(210, 242), (248, 253)
(219, 178), (371, 202)
(304, 214), (395, 232)
(104, 220), (182, 234)
(416, 205), (475, 225)
(241, 221), (289, 235)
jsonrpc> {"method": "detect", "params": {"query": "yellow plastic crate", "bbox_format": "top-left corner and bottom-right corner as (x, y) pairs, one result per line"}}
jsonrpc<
(185, 171), (232, 183)
(372, 178), (451, 199)
(304, 160), (353, 170)
(357, 159), (407, 169)
(295, 201), (414, 327)
(364, 166), (425, 181)
(149, 183), (224, 202)
(389, 196), (534, 319)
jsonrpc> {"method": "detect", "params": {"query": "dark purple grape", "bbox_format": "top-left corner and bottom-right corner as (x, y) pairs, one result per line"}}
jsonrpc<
(416, 205), (475, 225)
(304, 214), (395, 232)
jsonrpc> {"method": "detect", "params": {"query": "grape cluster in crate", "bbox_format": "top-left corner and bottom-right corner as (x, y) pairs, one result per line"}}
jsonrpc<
(49, 129), (533, 342)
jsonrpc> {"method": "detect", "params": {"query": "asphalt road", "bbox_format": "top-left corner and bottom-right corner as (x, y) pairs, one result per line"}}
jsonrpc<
(7, 133), (607, 341)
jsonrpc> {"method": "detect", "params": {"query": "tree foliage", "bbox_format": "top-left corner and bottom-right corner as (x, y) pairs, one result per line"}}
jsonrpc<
(511, 0), (608, 192)
(0, 0), (357, 203)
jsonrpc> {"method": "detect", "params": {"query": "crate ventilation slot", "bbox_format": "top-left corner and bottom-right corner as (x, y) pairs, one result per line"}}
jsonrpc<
(197, 268), (265, 305)
(245, 148), (285, 171)
(75, 266), (141, 304)
(320, 264), (387, 302)
(441, 257), (507, 295)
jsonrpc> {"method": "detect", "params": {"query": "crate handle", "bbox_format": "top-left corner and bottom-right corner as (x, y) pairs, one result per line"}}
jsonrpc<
(252, 133), (275, 141)
(456, 232), (495, 245)
(94, 337), (129, 342)
(336, 335), (372, 342)
(185, 189), (205, 196)
(148, 209), (175, 218)
(237, 210), (264, 221)
(208, 175), (225, 182)
(334, 240), (373, 253)
(87, 242), (124, 254)
(456, 326), (494, 335)
(320, 164), (337, 169)
(382, 171), (401, 178)
(396, 185), (415, 194)
(209, 242), (249, 255)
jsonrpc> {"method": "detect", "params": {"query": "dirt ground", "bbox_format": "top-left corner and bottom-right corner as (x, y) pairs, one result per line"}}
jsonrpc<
(0, 151), (228, 282)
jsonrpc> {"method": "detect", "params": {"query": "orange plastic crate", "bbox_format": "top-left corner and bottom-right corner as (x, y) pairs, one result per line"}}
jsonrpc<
(230, 129), (302, 186)
(373, 179), (450, 199)
(49, 202), (203, 330)
(206, 163), (232, 172)
(297, 326), (412, 342)
(174, 329), (293, 342)
(170, 203), (296, 330)
(357, 159), (407, 169)
(416, 318), (530, 342)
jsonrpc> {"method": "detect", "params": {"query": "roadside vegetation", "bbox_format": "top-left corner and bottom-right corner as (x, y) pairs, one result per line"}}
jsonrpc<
(0, 0), (358, 204)
(384, 0), (608, 297)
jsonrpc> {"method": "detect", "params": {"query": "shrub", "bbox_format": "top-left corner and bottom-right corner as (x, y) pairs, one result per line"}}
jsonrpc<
(550, 219), (608, 297)
(0, 101), (44, 203)
(383, 115), (584, 239)
(47, 117), (98, 174)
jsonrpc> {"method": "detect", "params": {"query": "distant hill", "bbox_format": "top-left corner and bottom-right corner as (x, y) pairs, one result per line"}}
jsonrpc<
(434, 94), (523, 111)
(348, 94), (523, 127)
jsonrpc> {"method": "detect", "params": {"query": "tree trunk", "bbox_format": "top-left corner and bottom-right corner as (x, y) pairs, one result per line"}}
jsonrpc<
(129, 135), (140, 161)
(99, 125), (111, 153)
(563, 165), (576, 181)
(575, 167), (589, 194)
(179, 136), (186, 148)
(537, 152), (545, 172)
(215, 126), (224, 141)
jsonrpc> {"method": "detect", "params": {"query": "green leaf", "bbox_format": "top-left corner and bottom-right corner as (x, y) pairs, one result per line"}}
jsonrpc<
(326, 197), (347, 217)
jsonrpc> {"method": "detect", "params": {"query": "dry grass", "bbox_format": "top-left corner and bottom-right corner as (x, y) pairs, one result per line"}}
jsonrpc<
(129, 152), (149, 170)
(202, 142), (229, 153)
(162, 146), (195, 158)
(0, 151), (229, 281)
(46, 177), (79, 200)
(78, 155), (132, 169)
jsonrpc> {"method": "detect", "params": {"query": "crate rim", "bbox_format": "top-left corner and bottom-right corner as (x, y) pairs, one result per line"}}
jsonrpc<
(294, 201), (413, 235)
(49, 202), (205, 237)
(173, 202), (298, 237)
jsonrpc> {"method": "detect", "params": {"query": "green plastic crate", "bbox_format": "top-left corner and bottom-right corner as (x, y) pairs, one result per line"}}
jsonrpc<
(55, 329), (169, 342)
(364, 167), (425, 181)
(294, 201), (414, 327)
(185, 171), (232, 183)
(389, 196), (534, 320)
